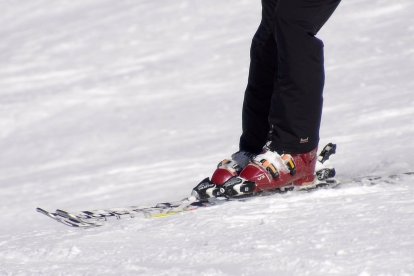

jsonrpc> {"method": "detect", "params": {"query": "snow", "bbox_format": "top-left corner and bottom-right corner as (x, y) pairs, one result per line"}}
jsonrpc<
(1, 0), (413, 275)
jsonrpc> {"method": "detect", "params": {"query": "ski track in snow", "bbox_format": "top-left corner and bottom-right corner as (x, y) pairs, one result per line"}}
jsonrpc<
(1, 0), (414, 275)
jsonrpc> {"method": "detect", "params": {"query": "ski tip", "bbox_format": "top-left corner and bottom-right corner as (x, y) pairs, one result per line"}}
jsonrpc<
(36, 207), (60, 220)
(36, 207), (49, 214)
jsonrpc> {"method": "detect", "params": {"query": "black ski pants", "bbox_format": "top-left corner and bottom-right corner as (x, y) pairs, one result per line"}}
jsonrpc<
(240, 0), (341, 154)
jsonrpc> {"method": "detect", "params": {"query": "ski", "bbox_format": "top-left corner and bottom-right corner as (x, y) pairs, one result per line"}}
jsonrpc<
(36, 139), (412, 229)
(36, 171), (413, 228)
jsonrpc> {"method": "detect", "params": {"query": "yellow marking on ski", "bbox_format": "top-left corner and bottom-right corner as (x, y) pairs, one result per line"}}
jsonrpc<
(150, 211), (180, 219)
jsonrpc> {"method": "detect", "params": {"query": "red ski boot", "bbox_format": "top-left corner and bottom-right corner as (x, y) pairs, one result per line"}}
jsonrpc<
(193, 143), (336, 199)
(219, 147), (318, 197)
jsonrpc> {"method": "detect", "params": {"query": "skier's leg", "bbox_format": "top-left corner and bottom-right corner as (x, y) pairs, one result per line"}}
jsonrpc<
(206, 0), (342, 196)
(239, 0), (279, 154)
(268, 0), (341, 154)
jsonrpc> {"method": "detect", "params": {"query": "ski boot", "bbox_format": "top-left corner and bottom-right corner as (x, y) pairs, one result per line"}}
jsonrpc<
(220, 143), (337, 197)
(192, 151), (254, 200)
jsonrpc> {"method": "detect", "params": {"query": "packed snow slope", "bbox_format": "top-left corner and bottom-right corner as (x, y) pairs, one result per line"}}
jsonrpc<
(1, 0), (414, 275)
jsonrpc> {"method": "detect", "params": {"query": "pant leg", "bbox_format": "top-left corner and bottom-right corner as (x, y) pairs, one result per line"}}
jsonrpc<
(239, 0), (279, 154)
(268, 0), (341, 154)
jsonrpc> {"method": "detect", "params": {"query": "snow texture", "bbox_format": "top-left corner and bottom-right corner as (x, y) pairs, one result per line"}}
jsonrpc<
(1, 0), (414, 275)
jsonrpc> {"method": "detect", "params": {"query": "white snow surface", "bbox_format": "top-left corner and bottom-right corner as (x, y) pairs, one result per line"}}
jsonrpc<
(1, 0), (414, 275)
